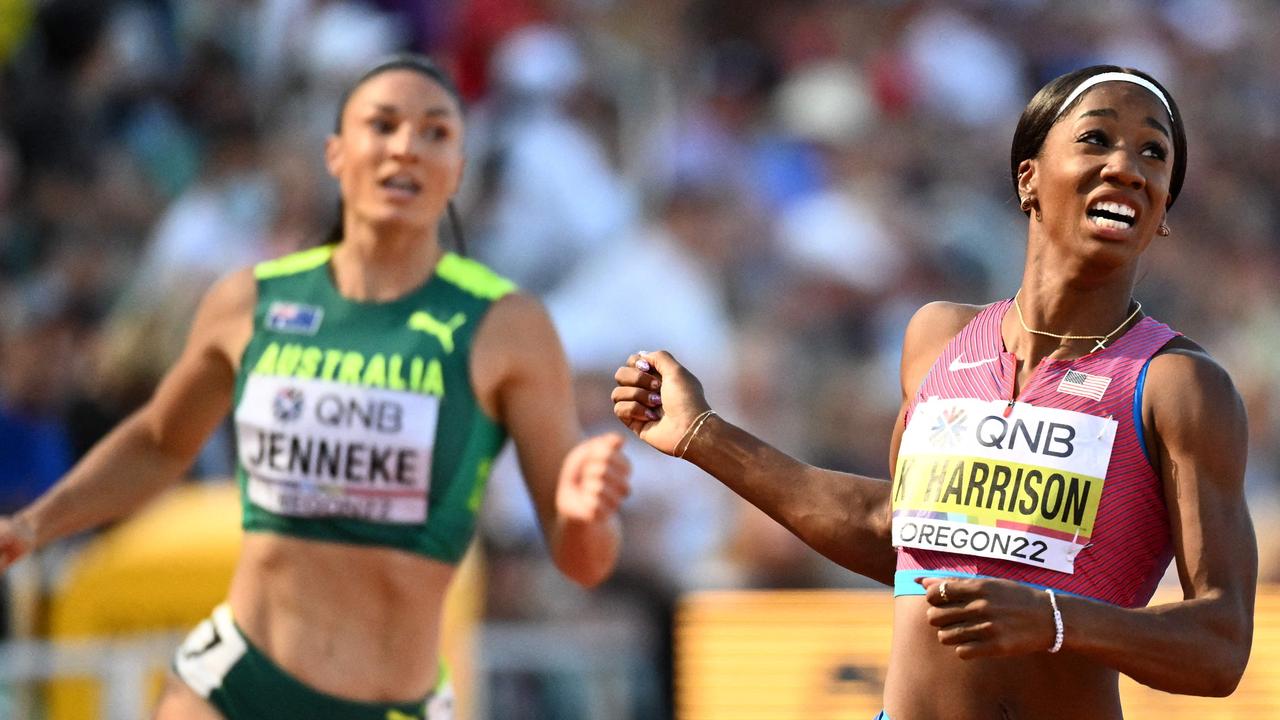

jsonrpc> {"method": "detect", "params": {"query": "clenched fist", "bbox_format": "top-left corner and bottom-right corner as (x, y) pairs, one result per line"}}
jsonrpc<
(612, 350), (711, 456)
(918, 576), (1062, 659)
(556, 433), (632, 523)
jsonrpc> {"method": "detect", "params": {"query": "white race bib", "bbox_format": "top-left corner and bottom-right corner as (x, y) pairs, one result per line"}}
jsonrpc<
(235, 374), (438, 524)
(891, 398), (1116, 573)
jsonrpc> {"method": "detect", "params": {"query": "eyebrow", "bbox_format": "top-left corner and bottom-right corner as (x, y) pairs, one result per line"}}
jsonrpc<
(1077, 108), (1171, 140)
(368, 103), (458, 118)
(1143, 116), (1171, 139)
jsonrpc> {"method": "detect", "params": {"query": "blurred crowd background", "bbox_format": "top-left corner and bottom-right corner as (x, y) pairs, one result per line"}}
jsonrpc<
(1, 0), (1278, 718)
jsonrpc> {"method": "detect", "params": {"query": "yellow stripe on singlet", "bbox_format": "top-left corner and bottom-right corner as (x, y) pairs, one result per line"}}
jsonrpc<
(254, 245), (335, 279)
(436, 252), (516, 300)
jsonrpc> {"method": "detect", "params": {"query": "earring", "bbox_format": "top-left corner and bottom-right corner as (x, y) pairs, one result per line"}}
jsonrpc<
(1019, 196), (1042, 221)
(1157, 222), (1171, 237)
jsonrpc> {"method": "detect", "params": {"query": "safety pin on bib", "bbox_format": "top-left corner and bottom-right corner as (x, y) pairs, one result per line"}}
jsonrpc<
(1065, 528), (1090, 564)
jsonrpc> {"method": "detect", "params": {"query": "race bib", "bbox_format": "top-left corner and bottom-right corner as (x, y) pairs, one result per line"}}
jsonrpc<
(235, 374), (438, 524)
(891, 398), (1116, 573)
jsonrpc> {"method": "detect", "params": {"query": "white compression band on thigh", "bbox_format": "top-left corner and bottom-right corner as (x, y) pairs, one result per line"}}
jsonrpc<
(1056, 72), (1172, 120)
(173, 604), (248, 697)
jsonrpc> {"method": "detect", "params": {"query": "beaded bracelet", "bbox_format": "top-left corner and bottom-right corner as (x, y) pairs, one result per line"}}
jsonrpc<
(1046, 588), (1064, 653)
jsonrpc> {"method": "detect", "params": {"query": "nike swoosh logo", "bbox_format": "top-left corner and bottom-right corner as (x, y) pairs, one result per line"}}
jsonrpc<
(949, 354), (997, 372)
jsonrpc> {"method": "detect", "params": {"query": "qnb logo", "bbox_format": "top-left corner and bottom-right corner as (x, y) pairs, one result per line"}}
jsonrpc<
(272, 387), (305, 422)
(928, 406), (968, 448)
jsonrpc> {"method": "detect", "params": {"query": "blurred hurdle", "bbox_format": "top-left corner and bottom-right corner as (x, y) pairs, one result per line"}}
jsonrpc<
(0, 481), (483, 720)
(676, 588), (1280, 720)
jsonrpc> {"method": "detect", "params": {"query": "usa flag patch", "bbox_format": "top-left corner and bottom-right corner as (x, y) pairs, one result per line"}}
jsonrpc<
(1057, 369), (1111, 401)
(266, 302), (323, 335)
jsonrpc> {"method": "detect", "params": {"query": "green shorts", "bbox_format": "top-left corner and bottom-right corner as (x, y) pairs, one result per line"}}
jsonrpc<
(173, 604), (452, 720)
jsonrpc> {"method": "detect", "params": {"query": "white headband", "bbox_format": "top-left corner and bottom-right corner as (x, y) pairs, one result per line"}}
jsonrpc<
(1056, 71), (1173, 120)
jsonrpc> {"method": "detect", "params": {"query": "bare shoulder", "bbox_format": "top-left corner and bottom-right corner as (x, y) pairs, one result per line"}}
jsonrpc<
(189, 267), (257, 368)
(474, 291), (560, 353)
(1144, 336), (1245, 427)
(903, 301), (985, 351)
(1143, 336), (1247, 492)
(471, 291), (569, 417)
(200, 267), (258, 320)
(899, 300), (987, 394)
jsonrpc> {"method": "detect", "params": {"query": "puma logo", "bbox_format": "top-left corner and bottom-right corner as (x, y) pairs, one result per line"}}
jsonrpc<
(408, 311), (467, 354)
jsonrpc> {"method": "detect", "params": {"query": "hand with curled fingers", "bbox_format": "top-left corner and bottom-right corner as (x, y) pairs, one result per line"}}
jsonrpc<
(556, 433), (632, 523)
(0, 514), (36, 572)
(918, 576), (1062, 659)
(611, 351), (710, 457)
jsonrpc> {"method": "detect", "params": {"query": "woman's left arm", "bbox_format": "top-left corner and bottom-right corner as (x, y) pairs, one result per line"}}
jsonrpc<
(1061, 346), (1256, 694)
(474, 293), (630, 588)
(919, 345), (1256, 696)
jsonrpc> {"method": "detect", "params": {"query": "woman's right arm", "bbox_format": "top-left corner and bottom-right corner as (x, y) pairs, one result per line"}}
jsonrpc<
(611, 302), (975, 585)
(0, 269), (256, 569)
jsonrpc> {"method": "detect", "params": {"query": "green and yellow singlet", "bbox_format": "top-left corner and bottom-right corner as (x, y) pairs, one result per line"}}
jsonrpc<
(232, 245), (514, 563)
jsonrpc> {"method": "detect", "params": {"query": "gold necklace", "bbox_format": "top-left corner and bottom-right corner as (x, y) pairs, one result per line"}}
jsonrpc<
(1013, 291), (1142, 352)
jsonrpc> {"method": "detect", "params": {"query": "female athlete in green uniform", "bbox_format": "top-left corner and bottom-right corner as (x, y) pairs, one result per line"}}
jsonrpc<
(0, 55), (631, 719)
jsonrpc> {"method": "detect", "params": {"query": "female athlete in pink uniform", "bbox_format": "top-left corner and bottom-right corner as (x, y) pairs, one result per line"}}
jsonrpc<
(613, 65), (1255, 719)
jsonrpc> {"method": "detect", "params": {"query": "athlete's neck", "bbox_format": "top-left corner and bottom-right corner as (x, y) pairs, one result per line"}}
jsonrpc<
(331, 229), (443, 303)
(1004, 279), (1141, 363)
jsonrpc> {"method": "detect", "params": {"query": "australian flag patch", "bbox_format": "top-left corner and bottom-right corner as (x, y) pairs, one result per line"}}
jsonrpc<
(266, 301), (323, 335)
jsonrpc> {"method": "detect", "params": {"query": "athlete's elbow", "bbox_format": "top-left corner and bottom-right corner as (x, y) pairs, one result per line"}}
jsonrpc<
(1208, 608), (1254, 695)
(558, 558), (613, 589)
(1204, 647), (1250, 697)
(134, 406), (206, 470)
(1172, 600), (1253, 696)
(1175, 643), (1249, 697)
(551, 539), (618, 589)
(789, 510), (894, 584)
(1188, 664), (1244, 698)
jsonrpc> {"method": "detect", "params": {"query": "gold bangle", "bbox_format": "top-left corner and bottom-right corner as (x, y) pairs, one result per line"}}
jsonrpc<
(675, 410), (716, 459)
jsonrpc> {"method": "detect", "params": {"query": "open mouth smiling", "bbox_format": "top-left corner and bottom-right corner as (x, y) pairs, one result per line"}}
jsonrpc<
(1086, 199), (1137, 231)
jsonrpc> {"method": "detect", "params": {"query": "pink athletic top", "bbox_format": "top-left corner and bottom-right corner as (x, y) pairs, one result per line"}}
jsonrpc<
(894, 299), (1179, 607)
